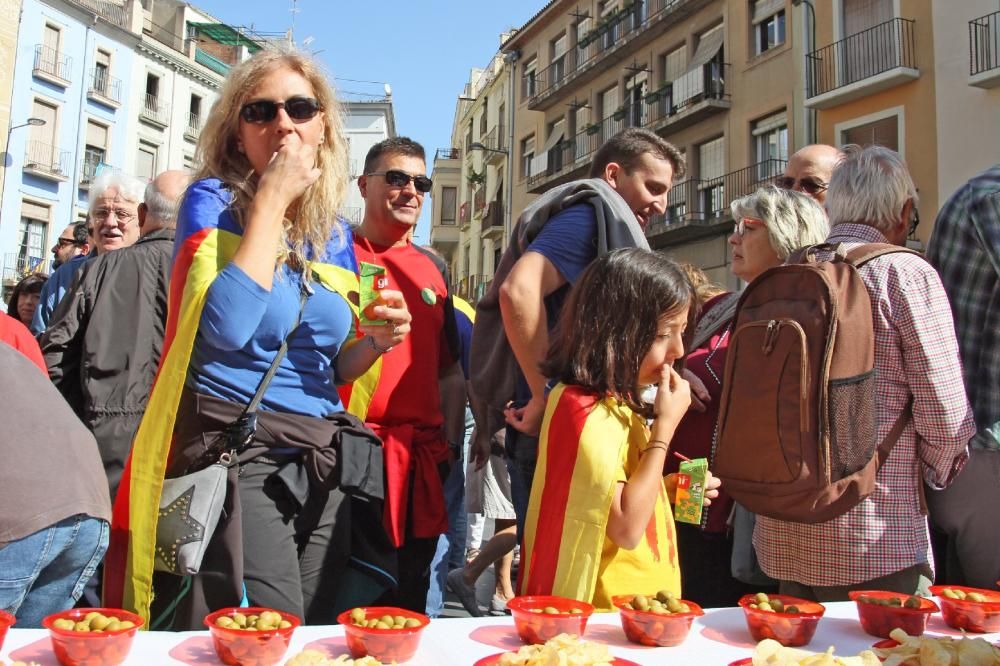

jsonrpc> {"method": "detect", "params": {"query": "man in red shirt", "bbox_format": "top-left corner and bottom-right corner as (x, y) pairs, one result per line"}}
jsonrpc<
(338, 137), (462, 612)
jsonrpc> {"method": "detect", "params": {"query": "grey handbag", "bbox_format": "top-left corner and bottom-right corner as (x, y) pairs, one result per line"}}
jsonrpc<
(154, 281), (309, 576)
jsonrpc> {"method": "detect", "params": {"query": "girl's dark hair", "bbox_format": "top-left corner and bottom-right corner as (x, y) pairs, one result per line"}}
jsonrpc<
(7, 273), (48, 319)
(542, 248), (696, 417)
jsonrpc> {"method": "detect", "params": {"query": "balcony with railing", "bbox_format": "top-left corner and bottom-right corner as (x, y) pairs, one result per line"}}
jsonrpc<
(481, 201), (505, 240)
(87, 68), (122, 107)
(455, 274), (489, 303)
(805, 18), (918, 109)
(527, 66), (728, 193)
(472, 187), (487, 217)
(33, 45), (72, 87)
(2, 252), (52, 286)
(434, 148), (462, 161)
(522, 0), (713, 109)
(970, 10), (1000, 88)
(79, 152), (104, 188)
(481, 125), (507, 165)
(644, 159), (786, 246)
(184, 112), (202, 141)
(23, 140), (71, 181)
(140, 94), (170, 127)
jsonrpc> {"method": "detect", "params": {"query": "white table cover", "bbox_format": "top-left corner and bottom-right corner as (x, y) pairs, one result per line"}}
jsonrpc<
(2, 602), (997, 665)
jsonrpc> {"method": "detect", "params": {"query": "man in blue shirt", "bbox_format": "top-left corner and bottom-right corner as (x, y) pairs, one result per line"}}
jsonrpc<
(473, 128), (686, 537)
(30, 222), (91, 335)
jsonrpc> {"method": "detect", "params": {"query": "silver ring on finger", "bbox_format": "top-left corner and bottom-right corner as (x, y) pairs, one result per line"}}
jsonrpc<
(392, 325), (399, 337)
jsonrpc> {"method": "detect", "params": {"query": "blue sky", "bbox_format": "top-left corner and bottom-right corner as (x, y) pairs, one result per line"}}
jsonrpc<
(194, 0), (545, 243)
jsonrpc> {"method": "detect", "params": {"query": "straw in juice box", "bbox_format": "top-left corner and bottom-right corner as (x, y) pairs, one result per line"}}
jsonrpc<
(674, 457), (708, 525)
(359, 261), (389, 326)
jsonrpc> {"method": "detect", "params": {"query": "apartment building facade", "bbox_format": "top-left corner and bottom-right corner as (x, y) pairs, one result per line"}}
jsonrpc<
(431, 46), (514, 303)
(0, 0), (23, 207)
(0, 0), (265, 294)
(341, 97), (397, 227)
(501, 0), (808, 289)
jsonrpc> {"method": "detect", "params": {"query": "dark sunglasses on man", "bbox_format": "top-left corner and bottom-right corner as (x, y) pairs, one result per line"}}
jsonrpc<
(366, 169), (433, 193)
(775, 175), (828, 196)
(239, 96), (323, 124)
(54, 237), (82, 248)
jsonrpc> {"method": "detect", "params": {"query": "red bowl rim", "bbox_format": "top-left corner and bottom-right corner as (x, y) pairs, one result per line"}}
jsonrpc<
(728, 659), (753, 666)
(848, 590), (939, 614)
(42, 607), (145, 636)
(610, 594), (705, 618)
(0, 609), (15, 628)
(204, 606), (301, 637)
(335, 606), (430, 634)
(737, 593), (826, 618)
(928, 585), (1000, 609)
(507, 595), (595, 617)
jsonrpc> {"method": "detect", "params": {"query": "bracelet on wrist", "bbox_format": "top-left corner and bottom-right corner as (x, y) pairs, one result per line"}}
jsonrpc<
(367, 335), (393, 354)
(641, 443), (669, 455)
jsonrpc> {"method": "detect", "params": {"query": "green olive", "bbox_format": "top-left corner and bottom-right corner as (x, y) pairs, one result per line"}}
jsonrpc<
(904, 596), (922, 609)
(755, 592), (770, 604)
(785, 605), (800, 614)
(632, 595), (650, 611)
(542, 606), (560, 614)
(770, 599), (785, 613)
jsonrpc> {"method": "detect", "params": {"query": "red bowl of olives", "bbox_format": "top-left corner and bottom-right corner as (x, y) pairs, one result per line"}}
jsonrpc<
(336, 606), (429, 663)
(42, 607), (143, 666)
(507, 595), (594, 645)
(848, 590), (938, 638)
(929, 585), (1000, 633)
(611, 592), (703, 647)
(204, 607), (300, 666)
(738, 593), (825, 646)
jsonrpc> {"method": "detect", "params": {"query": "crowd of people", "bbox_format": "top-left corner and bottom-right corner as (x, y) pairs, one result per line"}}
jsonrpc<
(0, 47), (996, 632)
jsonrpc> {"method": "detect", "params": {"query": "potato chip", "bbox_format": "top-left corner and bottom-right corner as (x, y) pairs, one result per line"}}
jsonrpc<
(496, 633), (613, 666)
(873, 628), (1000, 665)
(751, 639), (880, 665)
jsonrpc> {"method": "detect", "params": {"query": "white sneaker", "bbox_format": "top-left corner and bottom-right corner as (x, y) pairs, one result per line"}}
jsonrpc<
(489, 595), (511, 615)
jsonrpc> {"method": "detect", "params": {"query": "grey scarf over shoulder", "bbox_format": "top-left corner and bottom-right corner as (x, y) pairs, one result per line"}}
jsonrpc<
(468, 178), (649, 449)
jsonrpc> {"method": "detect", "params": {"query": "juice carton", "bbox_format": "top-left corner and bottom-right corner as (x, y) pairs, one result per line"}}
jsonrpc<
(359, 261), (389, 326)
(674, 457), (708, 525)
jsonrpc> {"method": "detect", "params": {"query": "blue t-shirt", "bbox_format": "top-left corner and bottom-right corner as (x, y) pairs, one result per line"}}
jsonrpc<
(30, 253), (89, 335)
(524, 202), (598, 330)
(514, 202), (598, 402)
(181, 180), (354, 418)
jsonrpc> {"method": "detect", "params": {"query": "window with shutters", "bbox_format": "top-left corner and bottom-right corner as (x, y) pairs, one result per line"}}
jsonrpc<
(93, 49), (112, 96)
(550, 32), (568, 84)
(521, 135), (535, 179)
(751, 0), (785, 56)
(136, 140), (158, 182)
(19, 200), (50, 273)
(26, 99), (59, 173)
(440, 187), (457, 224)
(840, 113), (899, 152)
(522, 57), (537, 100)
(752, 111), (788, 162)
(83, 120), (109, 184)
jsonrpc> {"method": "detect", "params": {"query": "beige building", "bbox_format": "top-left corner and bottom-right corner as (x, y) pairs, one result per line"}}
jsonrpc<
(431, 44), (515, 302)
(501, 0), (808, 289)
(805, 0), (1000, 244)
(0, 0), (22, 204)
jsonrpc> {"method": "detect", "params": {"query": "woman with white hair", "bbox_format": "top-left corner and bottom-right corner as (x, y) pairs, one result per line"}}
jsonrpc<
(666, 185), (829, 607)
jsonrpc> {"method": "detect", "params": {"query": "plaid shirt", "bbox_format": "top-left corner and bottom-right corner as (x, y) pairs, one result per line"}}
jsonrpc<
(927, 165), (1000, 451)
(755, 223), (975, 586)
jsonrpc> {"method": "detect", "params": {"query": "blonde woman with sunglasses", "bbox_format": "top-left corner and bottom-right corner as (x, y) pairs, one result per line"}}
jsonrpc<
(106, 49), (411, 629)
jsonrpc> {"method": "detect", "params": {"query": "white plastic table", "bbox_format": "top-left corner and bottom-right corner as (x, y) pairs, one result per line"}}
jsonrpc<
(2, 602), (997, 665)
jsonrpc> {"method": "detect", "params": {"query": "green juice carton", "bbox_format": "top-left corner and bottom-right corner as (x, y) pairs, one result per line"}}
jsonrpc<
(674, 457), (708, 525)
(358, 261), (389, 326)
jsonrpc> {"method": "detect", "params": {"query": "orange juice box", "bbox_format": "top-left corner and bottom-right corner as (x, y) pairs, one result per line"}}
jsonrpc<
(674, 457), (708, 525)
(359, 261), (389, 326)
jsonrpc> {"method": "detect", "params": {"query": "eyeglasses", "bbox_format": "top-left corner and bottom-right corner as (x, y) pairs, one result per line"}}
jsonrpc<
(239, 96), (323, 124)
(776, 175), (829, 196)
(93, 207), (136, 223)
(733, 217), (765, 237)
(54, 237), (79, 248)
(366, 169), (433, 193)
(908, 207), (920, 236)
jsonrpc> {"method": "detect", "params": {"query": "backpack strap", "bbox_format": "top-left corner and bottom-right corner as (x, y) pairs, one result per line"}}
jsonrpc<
(690, 292), (740, 351)
(845, 243), (923, 267)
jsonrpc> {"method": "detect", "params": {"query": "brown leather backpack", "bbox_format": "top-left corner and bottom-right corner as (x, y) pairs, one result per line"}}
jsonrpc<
(712, 243), (919, 523)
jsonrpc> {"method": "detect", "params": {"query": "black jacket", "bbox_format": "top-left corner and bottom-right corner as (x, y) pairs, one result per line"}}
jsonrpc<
(41, 228), (174, 499)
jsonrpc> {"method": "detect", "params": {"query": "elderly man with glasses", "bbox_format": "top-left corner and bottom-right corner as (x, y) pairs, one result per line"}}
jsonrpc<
(30, 222), (92, 335)
(777, 144), (844, 204)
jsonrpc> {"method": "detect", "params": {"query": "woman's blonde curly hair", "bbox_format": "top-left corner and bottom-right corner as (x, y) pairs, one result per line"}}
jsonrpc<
(194, 48), (349, 270)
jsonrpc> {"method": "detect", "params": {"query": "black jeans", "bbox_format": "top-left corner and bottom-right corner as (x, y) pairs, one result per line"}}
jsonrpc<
(239, 456), (350, 624)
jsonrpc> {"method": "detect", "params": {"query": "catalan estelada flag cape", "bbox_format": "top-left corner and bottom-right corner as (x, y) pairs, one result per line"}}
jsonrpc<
(103, 179), (359, 622)
(518, 383), (681, 611)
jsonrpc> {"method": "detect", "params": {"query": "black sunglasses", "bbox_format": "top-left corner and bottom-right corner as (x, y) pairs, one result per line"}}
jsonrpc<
(239, 96), (323, 124)
(775, 175), (828, 196)
(367, 169), (433, 193)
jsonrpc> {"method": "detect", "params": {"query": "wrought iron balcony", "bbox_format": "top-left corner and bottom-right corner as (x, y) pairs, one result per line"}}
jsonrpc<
(33, 44), (71, 86)
(521, 0), (713, 109)
(185, 113), (202, 141)
(140, 94), (170, 127)
(434, 148), (462, 161)
(23, 140), (71, 181)
(969, 10), (1000, 87)
(805, 18), (918, 109)
(645, 159), (787, 246)
(527, 64), (728, 193)
(87, 68), (122, 105)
